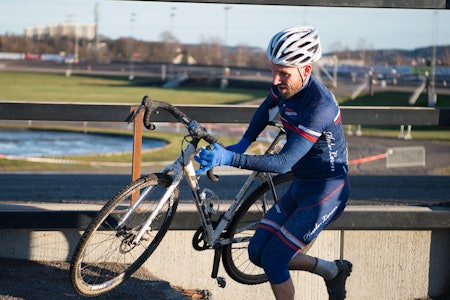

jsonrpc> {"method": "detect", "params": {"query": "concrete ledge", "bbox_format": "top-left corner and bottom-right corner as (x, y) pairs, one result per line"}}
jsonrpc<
(0, 203), (449, 299)
(0, 203), (449, 230)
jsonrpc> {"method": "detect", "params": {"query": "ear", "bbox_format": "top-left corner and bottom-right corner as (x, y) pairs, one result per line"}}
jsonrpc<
(303, 64), (313, 77)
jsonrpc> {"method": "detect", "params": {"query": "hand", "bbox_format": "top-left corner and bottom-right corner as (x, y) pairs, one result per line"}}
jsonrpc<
(195, 143), (234, 175)
(226, 137), (251, 154)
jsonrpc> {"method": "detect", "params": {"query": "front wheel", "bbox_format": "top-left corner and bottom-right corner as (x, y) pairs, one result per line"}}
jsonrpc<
(70, 173), (179, 296)
(222, 172), (294, 285)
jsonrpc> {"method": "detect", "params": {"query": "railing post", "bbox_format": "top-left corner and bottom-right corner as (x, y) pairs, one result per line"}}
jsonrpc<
(131, 105), (143, 181)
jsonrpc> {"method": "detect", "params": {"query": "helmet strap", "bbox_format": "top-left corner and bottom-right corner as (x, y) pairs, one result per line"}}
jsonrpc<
(297, 66), (311, 89)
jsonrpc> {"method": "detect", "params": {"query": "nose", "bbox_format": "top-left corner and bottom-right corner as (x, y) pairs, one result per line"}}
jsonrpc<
(272, 73), (282, 85)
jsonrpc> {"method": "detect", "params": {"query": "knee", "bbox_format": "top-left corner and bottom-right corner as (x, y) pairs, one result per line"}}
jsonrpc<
(260, 248), (290, 284)
(248, 239), (263, 267)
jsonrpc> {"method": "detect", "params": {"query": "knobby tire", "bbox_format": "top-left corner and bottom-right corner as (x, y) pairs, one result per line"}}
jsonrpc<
(69, 173), (179, 296)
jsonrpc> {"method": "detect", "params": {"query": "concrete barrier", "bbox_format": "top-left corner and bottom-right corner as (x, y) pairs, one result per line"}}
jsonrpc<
(0, 203), (449, 299)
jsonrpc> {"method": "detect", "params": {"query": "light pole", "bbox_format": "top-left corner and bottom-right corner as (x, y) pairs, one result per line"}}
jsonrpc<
(429, 10), (438, 107)
(170, 7), (176, 33)
(223, 6), (232, 67)
(224, 6), (231, 46)
(129, 12), (136, 81)
(65, 14), (78, 76)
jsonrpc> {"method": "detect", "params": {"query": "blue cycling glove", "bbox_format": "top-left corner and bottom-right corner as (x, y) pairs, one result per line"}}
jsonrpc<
(226, 137), (251, 154)
(195, 143), (234, 175)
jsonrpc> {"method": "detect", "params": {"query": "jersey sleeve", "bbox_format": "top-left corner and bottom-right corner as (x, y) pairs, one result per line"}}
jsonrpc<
(242, 86), (279, 143)
(231, 132), (314, 174)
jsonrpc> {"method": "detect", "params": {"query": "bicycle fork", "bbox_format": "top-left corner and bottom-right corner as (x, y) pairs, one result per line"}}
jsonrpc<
(116, 175), (182, 245)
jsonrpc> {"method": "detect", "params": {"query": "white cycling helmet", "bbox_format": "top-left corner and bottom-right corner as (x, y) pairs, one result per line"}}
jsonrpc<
(266, 26), (322, 67)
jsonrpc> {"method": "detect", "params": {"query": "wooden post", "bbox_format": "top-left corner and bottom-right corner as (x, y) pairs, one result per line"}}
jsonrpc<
(131, 105), (143, 202)
(131, 106), (143, 181)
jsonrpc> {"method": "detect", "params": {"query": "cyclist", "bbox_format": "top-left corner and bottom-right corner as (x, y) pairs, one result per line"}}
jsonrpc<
(195, 26), (352, 300)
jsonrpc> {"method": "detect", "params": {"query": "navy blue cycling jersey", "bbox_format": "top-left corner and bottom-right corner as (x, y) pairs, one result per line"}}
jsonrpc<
(230, 75), (348, 180)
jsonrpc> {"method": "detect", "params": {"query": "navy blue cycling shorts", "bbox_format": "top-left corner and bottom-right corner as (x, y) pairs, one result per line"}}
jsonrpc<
(248, 176), (349, 284)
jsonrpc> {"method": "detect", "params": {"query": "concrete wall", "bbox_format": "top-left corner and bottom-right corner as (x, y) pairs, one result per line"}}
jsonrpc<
(1, 227), (448, 299)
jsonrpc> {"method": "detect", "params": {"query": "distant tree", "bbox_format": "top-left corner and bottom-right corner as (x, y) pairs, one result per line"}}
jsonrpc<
(192, 36), (224, 65)
(356, 38), (375, 65)
(441, 47), (450, 66)
(0, 33), (448, 67)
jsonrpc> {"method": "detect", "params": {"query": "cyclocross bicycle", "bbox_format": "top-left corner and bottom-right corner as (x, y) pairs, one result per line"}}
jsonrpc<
(69, 95), (296, 296)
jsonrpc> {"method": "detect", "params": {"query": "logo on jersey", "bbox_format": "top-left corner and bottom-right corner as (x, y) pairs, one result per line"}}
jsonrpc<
(285, 108), (297, 117)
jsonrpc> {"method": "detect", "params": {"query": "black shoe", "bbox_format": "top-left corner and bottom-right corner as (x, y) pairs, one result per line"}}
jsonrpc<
(325, 260), (353, 300)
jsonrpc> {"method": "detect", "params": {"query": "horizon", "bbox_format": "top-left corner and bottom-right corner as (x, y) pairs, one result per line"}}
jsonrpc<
(1, 1), (450, 53)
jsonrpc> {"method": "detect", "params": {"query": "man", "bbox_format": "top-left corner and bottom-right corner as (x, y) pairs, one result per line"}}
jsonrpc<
(195, 26), (352, 300)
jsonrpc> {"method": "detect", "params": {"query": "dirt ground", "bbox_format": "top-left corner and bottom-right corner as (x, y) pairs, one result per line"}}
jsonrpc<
(0, 257), (210, 300)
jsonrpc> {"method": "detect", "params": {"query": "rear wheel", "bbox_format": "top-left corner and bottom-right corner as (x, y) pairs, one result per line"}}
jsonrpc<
(222, 172), (294, 285)
(70, 173), (178, 296)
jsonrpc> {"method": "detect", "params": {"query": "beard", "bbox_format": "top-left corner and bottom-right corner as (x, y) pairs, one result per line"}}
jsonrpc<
(277, 82), (302, 99)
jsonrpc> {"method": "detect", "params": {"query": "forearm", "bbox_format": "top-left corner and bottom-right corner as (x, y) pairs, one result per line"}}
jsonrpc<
(231, 135), (314, 174)
(231, 152), (292, 174)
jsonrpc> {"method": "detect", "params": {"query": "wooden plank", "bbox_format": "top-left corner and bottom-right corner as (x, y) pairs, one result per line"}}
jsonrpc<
(340, 107), (441, 126)
(0, 102), (132, 122)
(135, 0), (450, 9)
(1, 102), (449, 125)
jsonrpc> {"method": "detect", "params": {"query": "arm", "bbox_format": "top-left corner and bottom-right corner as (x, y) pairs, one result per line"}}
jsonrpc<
(227, 88), (279, 153)
(243, 89), (279, 143)
(195, 131), (314, 175)
(231, 132), (314, 174)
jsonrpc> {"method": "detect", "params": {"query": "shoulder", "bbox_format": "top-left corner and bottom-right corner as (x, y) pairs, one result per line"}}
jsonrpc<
(269, 85), (280, 102)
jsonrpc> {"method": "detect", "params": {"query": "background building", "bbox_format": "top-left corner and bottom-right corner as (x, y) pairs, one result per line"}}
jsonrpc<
(25, 22), (96, 41)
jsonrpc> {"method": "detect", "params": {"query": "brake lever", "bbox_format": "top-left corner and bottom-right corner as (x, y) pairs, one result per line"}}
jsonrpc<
(126, 103), (145, 124)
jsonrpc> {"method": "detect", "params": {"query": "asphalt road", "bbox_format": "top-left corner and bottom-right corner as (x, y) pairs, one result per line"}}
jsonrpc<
(0, 173), (449, 207)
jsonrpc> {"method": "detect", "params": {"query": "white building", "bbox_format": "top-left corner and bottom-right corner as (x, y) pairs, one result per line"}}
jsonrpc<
(25, 22), (96, 41)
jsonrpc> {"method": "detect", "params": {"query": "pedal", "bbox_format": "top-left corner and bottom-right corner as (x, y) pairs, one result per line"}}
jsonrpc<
(216, 276), (226, 288)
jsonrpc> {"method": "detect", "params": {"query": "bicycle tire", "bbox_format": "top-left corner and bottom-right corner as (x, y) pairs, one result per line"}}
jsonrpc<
(222, 171), (295, 285)
(70, 173), (179, 296)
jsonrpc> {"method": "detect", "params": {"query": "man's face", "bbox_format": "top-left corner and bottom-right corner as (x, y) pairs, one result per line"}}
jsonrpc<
(270, 62), (310, 99)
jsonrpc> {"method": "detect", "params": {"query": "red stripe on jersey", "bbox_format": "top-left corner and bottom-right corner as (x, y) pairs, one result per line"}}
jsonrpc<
(281, 119), (318, 143)
(270, 88), (279, 101)
(334, 112), (341, 126)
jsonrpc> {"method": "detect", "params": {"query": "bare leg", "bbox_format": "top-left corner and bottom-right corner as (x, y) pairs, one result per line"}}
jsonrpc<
(269, 253), (317, 300)
(288, 252), (318, 272)
(271, 278), (295, 300)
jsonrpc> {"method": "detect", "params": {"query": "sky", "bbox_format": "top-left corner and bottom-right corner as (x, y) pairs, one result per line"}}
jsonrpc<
(1, 0), (450, 54)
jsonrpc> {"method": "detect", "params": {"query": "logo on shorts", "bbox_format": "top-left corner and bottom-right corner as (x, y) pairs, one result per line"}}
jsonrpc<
(303, 206), (338, 241)
(275, 203), (282, 214)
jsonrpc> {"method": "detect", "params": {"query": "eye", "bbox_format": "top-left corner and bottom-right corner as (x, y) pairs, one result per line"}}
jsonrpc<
(280, 72), (290, 79)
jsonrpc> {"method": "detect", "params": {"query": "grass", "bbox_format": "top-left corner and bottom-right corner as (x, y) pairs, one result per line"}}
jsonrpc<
(1, 71), (449, 172)
(0, 72), (267, 105)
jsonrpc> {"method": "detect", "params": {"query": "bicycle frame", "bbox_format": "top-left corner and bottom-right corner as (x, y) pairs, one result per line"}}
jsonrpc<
(127, 122), (286, 249)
